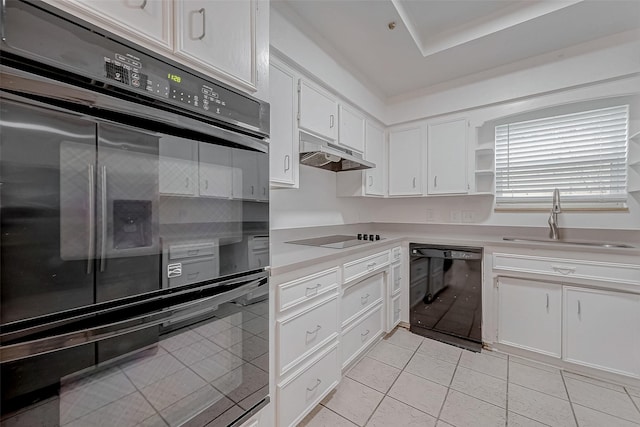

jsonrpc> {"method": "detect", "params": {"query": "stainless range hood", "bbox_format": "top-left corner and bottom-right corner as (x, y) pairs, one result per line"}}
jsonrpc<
(299, 133), (375, 172)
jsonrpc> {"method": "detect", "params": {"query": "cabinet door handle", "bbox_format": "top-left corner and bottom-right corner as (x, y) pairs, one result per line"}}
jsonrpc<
(204, 179), (209, 190)
(263, 187), (266, 196)
(361, 293), (370, 304)
(412, 177), (416, 188)
(434, 175), (437, 187)
(251, 185), (254, 195)
(577, 300), (581, 316)
(87, 165), (95, 275)
(395, 308), (401, 314)
(306, 379), (322, 392)
(197, 8), (206, 40)
(305, 283), (321, 296)
(139, 0), (147, 9)
(551, 265), (576, 275)
(284, 155), (290, 172)
(368, 175), (373, 187)
(185, 177), (190, 188)
(306, 324), (322, 335)
(329, 115), (334, 128)
(546, 293), (549, 310)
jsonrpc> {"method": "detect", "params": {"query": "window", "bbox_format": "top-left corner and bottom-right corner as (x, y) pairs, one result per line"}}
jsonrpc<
(495, 105), (628, 208)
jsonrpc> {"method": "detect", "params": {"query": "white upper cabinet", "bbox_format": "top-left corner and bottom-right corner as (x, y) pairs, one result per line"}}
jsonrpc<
(232, 149), (259, 200)
(388, 126), (423, 196)
(48, 0), (173, 50)
(427, 118), (468, 194)
(338, 104), (365, 153)
(269, 60), (298, 188)
(298, 80), (338, 141)
(175, 0), (255, 90)
(364, 121), (385, 196)
(198, 143), (232, 199)
(564, 287), (640, 378)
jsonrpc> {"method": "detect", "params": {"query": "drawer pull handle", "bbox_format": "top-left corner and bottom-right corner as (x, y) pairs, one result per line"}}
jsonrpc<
(551, 265), (576, 275)
(307, 379), (322, 392)
(367, 262), (376, 270)
(187, 272), (200, 279)
(361, 294), (370, 304)
(361, 329), (370, 339)
(305, 284), (321, 296)
(306, 325), (322, 335)
(187, 249), (200, 256)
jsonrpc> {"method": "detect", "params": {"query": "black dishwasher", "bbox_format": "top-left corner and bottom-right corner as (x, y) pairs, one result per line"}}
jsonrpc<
(409, 244), (483, 351)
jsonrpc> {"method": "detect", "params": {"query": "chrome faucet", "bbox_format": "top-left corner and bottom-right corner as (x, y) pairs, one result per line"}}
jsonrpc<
(548, 188), (561, 240)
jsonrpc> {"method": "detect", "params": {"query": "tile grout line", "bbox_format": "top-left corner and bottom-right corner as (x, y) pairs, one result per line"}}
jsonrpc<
(361, 337), (425, 426)
(435, 348), (464, 424)
(560, 370), (580, 427)
(505, 354), (509, 426)
(626, 387), (640, 415)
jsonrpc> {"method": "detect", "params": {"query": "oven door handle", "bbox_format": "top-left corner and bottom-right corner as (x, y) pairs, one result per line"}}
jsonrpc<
(0, 275), (267, 363)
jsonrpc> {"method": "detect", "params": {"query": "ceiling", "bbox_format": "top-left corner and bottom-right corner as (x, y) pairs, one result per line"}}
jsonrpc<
(271, 0), (640, 101)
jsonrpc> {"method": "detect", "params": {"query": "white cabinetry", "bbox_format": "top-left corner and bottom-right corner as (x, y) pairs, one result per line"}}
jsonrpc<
(427, 118), (468, 194)
(47, 0), (173, 50)
(497, 277), (561, 358)
(232, 150), (268, 201)
(388, 126), (423, 196)
(159, 137), (198, 196)
(564, 287), (640, 378)
(269, 60), (298, 188)
(364, 122), (385, 196)
(298, 80), (338, 141)
(175, 0), (256, 91)
(387, 246), (402, 331)
(338, 104), (365, 153)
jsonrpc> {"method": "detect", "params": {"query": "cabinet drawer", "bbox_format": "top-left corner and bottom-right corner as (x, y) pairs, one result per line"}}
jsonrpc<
(277, 344), (340, 427)
(410, 256), (429, 281)
(167, 257), (217, 288)
(391, 263), (402, 295)
(169, 242), (217, 260)
(344, 250), (390, 283)
(342, 304), (384, 368)
(493, 253), (640, 285)
(279, 268), (339, 312)
(391, 246), (402, 263)
(277, 296), (339, 376)
(342, 273), (383, 326)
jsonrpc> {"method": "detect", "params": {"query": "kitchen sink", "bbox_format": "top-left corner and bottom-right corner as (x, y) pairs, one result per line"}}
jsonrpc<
(502, 237), (634, 249)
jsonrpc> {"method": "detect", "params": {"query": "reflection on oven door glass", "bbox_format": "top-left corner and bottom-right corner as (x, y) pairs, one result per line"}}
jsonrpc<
(12, 301), (271, 427)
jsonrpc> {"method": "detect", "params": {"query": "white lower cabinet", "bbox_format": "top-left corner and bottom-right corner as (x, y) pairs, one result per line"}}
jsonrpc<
(341, 304), (384, 368)
(497, 277), (562, 358)
(388, 293), (401, 331)
(564, 287), (640, 378)
(277, 295), (339, 376)
(277, 344), (340, 427)
(341, 273), (384, 326)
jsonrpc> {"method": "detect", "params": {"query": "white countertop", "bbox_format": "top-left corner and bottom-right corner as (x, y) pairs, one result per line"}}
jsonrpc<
(270, 223), (640, 275)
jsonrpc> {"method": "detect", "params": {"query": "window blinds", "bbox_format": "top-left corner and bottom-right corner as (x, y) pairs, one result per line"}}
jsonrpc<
(495, 105), (628, 206)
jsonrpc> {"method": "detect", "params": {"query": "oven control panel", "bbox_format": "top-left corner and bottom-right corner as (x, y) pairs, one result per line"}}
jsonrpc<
(103, 51), (259, 130)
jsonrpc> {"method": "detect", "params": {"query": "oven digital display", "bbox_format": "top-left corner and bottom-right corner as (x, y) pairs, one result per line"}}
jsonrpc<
(167, 73), (182, 83)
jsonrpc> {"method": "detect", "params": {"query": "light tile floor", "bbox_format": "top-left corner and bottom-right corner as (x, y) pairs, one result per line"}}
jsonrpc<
(300, 328), (640, 427)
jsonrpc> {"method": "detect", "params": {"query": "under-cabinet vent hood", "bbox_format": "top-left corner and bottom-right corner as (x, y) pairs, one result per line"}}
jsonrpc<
(299, 133), (375, 172)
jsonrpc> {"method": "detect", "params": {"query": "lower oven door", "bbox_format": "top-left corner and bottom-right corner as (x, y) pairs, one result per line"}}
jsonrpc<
(0, 272), (270, 427)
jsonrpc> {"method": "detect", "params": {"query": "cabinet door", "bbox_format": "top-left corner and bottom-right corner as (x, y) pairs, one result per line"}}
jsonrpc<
(364, 122), (385, 196)
(198, 143), (232, 198)
(498, 277), (561, 358)
(298, 80), (338, 141)
(390, 263), (402, 295)
(388, 293), (401, 331)
(159, 137), (198, 196)
(257, 153), (269, 201)
(269, 61), (297, 187)
(53, 0), (173, 50)
(175, 0), (255, 90)
(428, 119), (468, 194)
(338, 104), (365, 153)
(564, 287), (640, 377)
(388, 127), (422, 196)
(232, 149), (258, 200)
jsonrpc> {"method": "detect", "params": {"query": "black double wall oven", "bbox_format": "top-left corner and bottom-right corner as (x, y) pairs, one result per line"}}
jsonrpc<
(0, 1), (270, 426)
